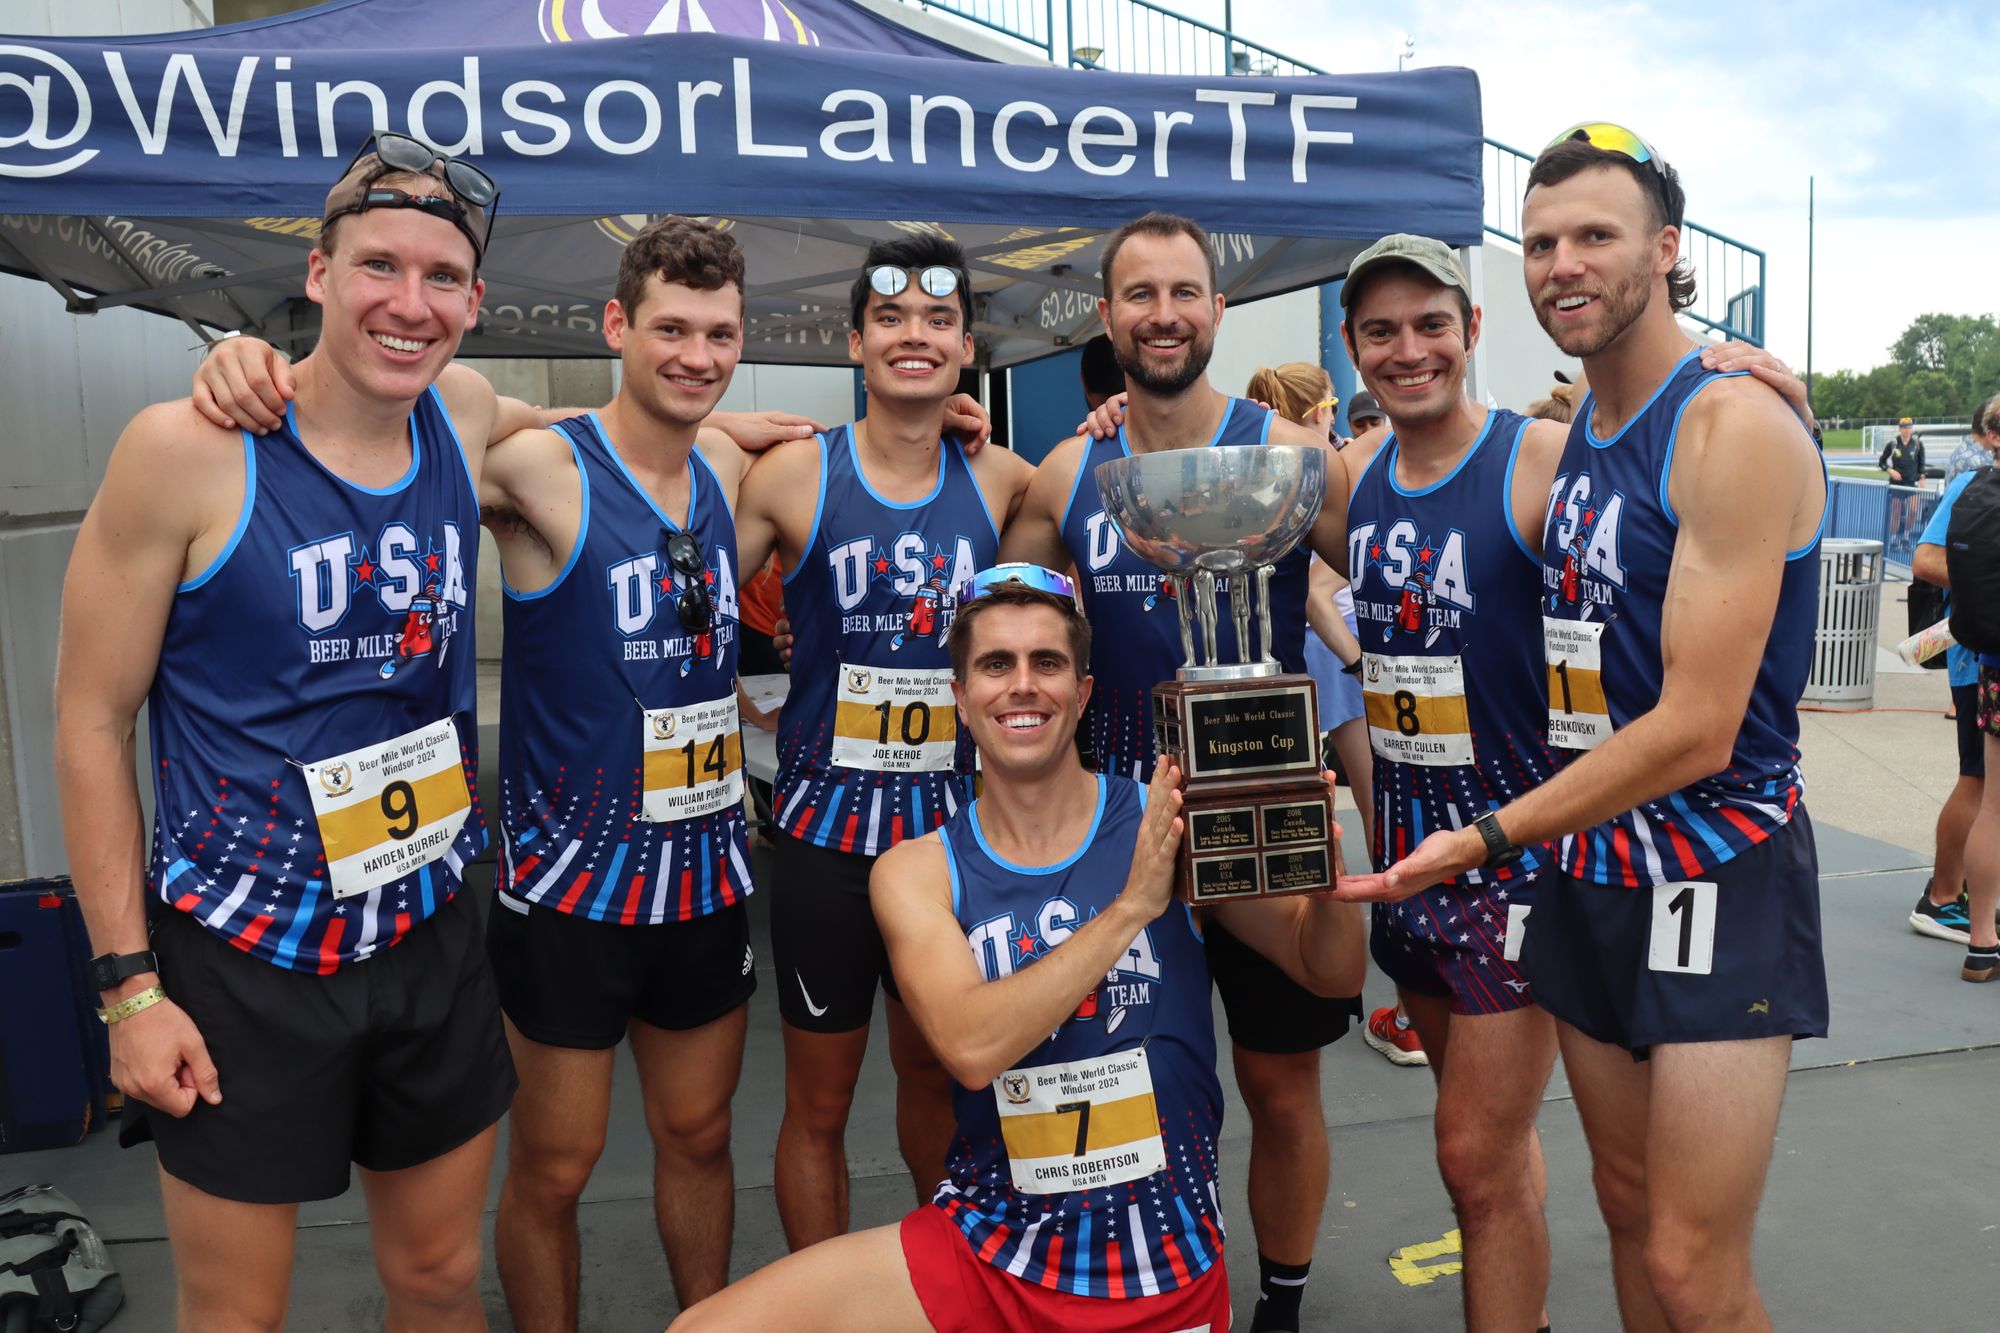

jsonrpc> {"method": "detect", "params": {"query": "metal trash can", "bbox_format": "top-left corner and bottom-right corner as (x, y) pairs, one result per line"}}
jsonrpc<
(1803, 538), (1883, 709)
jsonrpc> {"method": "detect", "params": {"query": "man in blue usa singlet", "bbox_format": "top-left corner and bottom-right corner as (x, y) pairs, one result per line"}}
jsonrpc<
(670, 569), (1363, 1333)
(730, 236), (1037, 1250)
(1338, 126), (1828, 1330)
(56, 135), (535, 1330)
(1002, 212), (1358, 1333)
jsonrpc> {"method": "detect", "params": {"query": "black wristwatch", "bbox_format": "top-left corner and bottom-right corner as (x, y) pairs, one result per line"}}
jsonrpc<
(88, 950), (159, 993)
(1472, 811), (1523, 870)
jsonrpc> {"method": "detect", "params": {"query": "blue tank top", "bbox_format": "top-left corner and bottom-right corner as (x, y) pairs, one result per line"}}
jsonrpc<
(1060, 398), (1310, 779)
(936, 775), (1225, 1298)
(1542, 350), (1824, 884)
(1347, 408), (1555, 888)
(775, 426), (995, 855)
(147, 387), (484, 972)
(497, 414), (751, 924)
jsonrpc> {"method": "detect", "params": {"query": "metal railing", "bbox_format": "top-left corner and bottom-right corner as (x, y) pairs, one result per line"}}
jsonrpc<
(903, 0), (1768, 344)
(1485, 136), (1765, 346)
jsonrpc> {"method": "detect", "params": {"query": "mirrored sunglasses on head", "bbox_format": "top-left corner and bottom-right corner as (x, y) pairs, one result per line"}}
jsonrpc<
(956, 562), (1080, 607)
(868, 265), (963, 301)
(664, 529), (714, 633)
(1544, 121), (1667, 177)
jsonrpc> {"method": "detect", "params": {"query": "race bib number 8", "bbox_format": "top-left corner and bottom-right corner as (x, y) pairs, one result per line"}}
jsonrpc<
(642, 696), (744, 821)
(1362, 653), (1474, 767)
(1544, 617), (1613, 751)
(831, 665), (957, 772)
(994, 1049), (1166, 1194)
(304, 718), (471, 900)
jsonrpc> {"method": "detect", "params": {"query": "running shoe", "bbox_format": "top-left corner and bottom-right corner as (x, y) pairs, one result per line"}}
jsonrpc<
(1963, 946), (1999, 983)
(1911, 881), (1973, 944)
(1362, 1005), (1428, 1067)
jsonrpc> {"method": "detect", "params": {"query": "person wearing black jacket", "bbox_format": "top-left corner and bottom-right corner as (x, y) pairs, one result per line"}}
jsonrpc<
(1880, 416), (1927, 552)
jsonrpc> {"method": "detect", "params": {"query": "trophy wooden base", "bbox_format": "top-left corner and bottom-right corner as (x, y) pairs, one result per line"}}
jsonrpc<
(1152, 675), (1336, 904)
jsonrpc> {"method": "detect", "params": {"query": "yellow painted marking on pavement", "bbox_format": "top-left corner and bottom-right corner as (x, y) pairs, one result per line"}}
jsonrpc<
(1387, 1228), (1463, 1287)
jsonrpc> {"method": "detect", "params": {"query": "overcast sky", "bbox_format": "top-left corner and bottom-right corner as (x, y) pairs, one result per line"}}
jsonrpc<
(1210, 0), (1999, 374)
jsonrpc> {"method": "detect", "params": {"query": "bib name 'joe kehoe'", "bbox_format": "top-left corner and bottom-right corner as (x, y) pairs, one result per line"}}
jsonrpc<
(2, 47), (1363, 187)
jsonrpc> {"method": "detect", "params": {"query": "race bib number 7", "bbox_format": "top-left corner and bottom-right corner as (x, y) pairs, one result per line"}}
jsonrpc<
(304, 718), (471, 900)
(642, 696), (744, 822)
(831, 665), (957, 772)
(994, 1049), (1166, 1194)
(1544, 617), (1613, 751)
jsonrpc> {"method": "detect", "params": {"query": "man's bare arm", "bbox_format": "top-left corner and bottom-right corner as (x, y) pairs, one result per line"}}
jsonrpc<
(871, 768), (1185, 1089)
(1207, 893), (1365, 998)
(995, 438), (1085, 570)
(1268, 417), (1350, 578)
(734, 435), (823, 580)
(1338, 381), (1820, 899)
(55, 403), (229, 1116)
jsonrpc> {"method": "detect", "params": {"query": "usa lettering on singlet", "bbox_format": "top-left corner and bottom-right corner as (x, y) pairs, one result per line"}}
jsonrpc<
(1347, 408), (1556, 888)
(1060, 398), (1311, 779)
(1541, 350), (1825, 885)
(497, 414), (753, 925)
(775, 426), (995, 856)
(148, 387), (485, 972)
(937, 776), (1227, 1297)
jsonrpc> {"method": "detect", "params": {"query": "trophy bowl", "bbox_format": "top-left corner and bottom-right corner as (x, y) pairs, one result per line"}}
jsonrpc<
(1094, 445), (1326, 575)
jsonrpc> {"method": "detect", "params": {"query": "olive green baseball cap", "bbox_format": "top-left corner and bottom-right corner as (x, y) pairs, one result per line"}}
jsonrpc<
(1340, 234), (1469, 309)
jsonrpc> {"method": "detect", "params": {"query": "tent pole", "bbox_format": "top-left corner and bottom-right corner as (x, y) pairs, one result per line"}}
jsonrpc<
(82, 217), (221, 345)
(0, 232), (91, 313)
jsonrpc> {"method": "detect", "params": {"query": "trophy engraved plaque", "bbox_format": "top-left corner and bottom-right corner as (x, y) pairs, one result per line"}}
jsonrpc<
(1095, 446), (1337, 903)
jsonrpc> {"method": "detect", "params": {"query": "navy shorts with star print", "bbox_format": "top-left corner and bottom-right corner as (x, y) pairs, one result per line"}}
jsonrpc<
(1370, 874), (1540, 1016)
(122, 888), (516, 1203)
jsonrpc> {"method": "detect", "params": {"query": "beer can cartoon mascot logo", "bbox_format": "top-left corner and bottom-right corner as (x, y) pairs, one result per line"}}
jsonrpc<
(1141, 572), (1176, 613)
(890, 576), (946, 652)
(378, 579), (445, 680)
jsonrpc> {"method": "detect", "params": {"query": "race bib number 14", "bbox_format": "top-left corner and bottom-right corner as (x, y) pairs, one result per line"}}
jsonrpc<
(641, 696), (744, 821)
(304, 717), (471, 900)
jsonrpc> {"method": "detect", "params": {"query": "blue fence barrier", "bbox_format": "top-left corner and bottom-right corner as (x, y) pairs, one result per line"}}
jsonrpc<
(1826, 478), (1936, 569)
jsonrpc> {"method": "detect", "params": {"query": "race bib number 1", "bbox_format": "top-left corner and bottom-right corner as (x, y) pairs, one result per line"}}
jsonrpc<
(994, 1049), (1167, 1195)
(1544, 617), (1614, 751)
(304, 717), (471, 900)
(831, 665), (957, 772)
(641, 696), (745, 822)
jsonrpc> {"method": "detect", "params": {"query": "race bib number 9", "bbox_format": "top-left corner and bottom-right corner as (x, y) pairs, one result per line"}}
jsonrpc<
(831, 665), (957, 772)
(1544, 617), (1613, 751)
(1362, 653), (1474, 767)
(641, 696), (744, 821)
(304, 717), (471, 900)
(994, 1049), (1166, 1194)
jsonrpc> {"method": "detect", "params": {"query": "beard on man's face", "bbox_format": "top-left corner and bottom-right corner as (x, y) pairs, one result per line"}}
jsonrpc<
(1115, 327), (1216, 397)
(1536, 253), (1654, 359)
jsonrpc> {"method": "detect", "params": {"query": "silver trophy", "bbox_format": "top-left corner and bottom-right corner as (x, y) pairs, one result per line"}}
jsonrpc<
(1095, 445), (1327, 681)
(1092, 445), (1334, 902)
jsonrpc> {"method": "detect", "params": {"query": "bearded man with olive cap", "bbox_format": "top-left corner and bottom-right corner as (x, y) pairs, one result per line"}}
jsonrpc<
(55, 133), (540, 1330)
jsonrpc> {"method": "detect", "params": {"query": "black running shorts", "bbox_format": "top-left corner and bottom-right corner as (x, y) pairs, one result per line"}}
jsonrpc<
(1522, 807), (1829, 1058)
(767, 831), (902, 1032)
(1205, 917), (1362, 1055)
(124, 889), (517, 1204)
(487, 890), (756, 1048)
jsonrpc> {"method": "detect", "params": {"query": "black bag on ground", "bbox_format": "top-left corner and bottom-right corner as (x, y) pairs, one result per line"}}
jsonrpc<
(0, 1184), (123, 1332)
(1946, 467), (2000, 655)
(1908, 576), (1950, 669)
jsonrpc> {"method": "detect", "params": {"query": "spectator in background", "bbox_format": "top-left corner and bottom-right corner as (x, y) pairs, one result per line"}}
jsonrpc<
(1078, 332), (1125, 411)
(1345, 390), (1385, 439)
(1880, 415), (1928, 553)
(1528, 368), (1587, 423)
(1911, 393), (2000, 944)
(1945, 405), (1996, 483)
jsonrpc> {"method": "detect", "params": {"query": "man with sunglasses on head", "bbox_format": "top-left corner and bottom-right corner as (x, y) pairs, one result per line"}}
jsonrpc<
(1000, 211), (1359, 1333)
(56, 132), (535, 1331)
(670, 566), (1365, 1333)
(1338, 125), (1829, 1333)
(724, 235), (1036, 1252)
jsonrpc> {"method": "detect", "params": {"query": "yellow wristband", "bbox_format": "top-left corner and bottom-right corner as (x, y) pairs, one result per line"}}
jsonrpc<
(97, 985), (167, 1025)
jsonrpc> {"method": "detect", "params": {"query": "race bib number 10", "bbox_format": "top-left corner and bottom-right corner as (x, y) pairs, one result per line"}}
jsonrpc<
(304, 717), (471, 900)
(831, 665), (957, 772)
(641, 696), (744, 821)
(1544, 617), (1614, 751)
(994, 1049), (1167, 1195)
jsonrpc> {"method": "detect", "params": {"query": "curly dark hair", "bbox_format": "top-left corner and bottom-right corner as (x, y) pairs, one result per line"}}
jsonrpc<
(614, 217), (745, 318)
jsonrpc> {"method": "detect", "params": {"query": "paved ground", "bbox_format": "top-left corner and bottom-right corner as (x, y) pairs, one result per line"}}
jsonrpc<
(11, 579), (1998, 1330)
